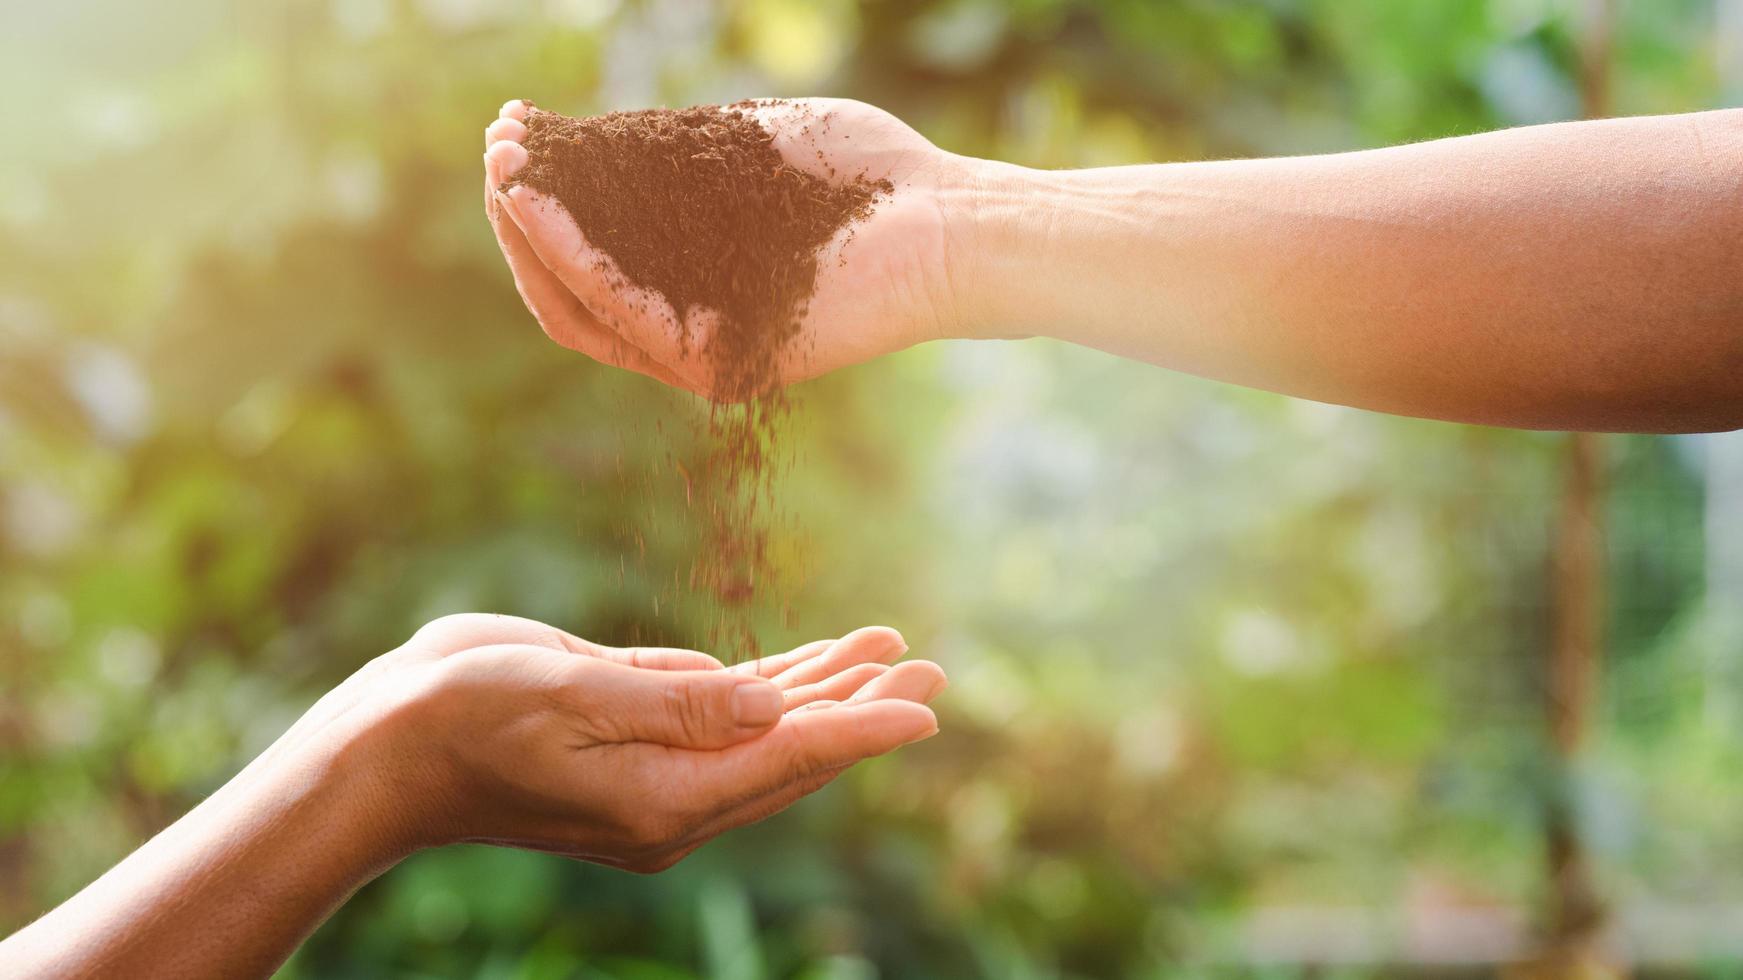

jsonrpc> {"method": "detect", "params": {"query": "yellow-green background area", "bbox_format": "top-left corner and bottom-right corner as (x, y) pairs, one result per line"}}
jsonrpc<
(3, 0), (1742, 976)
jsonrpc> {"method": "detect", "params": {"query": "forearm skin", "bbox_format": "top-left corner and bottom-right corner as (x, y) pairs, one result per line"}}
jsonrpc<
(1, 731), (410, 979)
(951, 109), (1743, 433)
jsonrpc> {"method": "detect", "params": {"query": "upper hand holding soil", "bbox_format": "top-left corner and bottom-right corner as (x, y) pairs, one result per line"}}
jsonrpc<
(484, 98), (970, 400)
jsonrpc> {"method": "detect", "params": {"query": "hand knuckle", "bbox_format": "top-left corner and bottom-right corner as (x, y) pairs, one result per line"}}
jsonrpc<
(412, 612), (497, 651)
(427, 647), (497, 698)
(668, 682), (717, 743)
(418, 612), (482, 637)
(358, 647), (408, 678)
(778, 723), (814, 771)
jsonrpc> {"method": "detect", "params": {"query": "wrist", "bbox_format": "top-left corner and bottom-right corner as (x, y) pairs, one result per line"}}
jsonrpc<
(291, 701), (444, 865)
(941, 156), (1061, 342)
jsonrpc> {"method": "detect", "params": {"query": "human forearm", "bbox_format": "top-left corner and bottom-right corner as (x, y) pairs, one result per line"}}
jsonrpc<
(2, 731), (405, 979)
(1, 617), (945, 978)
(952, 110), (1743, 432)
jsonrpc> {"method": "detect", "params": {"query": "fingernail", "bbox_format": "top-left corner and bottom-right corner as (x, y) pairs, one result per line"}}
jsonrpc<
(904, 720), (940, 745)
(923, 675), (948, 702)
(733, 681), (783, 727)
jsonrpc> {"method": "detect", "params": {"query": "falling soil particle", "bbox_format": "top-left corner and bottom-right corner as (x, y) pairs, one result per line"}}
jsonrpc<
(506, 101), (890, 657)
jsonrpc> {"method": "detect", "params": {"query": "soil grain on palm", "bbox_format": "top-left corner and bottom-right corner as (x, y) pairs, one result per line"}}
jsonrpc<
(506, 101), (890, 400)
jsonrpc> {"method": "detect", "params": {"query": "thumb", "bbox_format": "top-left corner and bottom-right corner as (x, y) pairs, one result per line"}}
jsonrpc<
(575, 659), (785, 750)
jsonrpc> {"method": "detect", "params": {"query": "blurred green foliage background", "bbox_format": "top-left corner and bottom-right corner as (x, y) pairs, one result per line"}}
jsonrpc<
(3, 0), (1743, 976)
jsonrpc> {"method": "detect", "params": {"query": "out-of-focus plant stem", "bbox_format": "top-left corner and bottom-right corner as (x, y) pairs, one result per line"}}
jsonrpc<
(1532, 1), (1615, 975)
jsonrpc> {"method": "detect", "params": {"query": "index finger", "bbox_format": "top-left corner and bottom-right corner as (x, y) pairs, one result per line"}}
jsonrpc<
(668, 699), (938, 812)
(728, 639), (834, 680)
(770, 626), (907, 689)
(591, 645), (725, 672)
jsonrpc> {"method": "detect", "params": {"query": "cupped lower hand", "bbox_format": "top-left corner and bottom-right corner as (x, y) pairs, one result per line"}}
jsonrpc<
(301, 614), (945, 872)
(481, 98), (977, 399)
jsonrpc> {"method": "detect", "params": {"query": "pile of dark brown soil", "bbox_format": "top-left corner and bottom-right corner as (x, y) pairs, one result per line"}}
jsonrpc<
(505, 101), (889, 657)
(505, 100), (888, 401)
